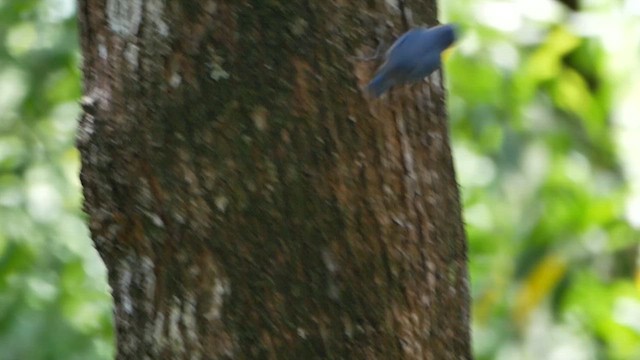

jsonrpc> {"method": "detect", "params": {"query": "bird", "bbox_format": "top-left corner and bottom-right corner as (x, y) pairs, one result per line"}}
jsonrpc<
(366, 24), (458, 98)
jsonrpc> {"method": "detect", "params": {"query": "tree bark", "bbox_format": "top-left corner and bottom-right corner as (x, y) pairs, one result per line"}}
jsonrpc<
(77, 0), (470, 359)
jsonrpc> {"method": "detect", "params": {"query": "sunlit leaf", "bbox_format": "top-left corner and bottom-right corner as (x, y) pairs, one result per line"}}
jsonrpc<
(514, 254), (567, 326)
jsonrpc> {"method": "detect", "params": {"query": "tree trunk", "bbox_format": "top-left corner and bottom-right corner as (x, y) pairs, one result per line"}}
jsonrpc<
(76, 0), (470, 358)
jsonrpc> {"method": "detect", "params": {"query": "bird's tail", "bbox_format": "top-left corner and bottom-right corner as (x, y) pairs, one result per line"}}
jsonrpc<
(366, 70), (394, 98)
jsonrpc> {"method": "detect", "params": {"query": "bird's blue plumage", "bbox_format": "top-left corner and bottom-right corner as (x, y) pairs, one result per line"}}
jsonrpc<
(367, 68), (396, 98)
(366, 24), (457, 98)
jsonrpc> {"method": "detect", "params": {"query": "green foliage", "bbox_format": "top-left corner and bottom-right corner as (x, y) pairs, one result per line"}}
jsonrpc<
(0, 0), (638, 358)
(0, 0), (113, 359)
(445, 0), (640, 358)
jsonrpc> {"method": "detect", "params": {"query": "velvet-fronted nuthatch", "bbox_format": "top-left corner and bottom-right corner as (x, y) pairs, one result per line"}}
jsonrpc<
(367, 24), (458, 97)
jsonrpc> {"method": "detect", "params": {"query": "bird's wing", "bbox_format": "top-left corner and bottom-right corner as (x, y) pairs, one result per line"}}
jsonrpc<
(384, 29), (426, 59)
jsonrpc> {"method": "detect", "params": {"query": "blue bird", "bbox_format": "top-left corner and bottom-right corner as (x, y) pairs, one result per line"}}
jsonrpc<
(366, 24), (458, 97)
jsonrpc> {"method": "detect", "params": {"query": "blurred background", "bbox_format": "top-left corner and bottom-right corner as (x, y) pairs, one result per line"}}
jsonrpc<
(0, 0), (638, 359)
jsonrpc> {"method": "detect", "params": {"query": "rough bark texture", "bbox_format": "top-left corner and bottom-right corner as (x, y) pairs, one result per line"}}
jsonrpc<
(77, 0), (470, 359)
